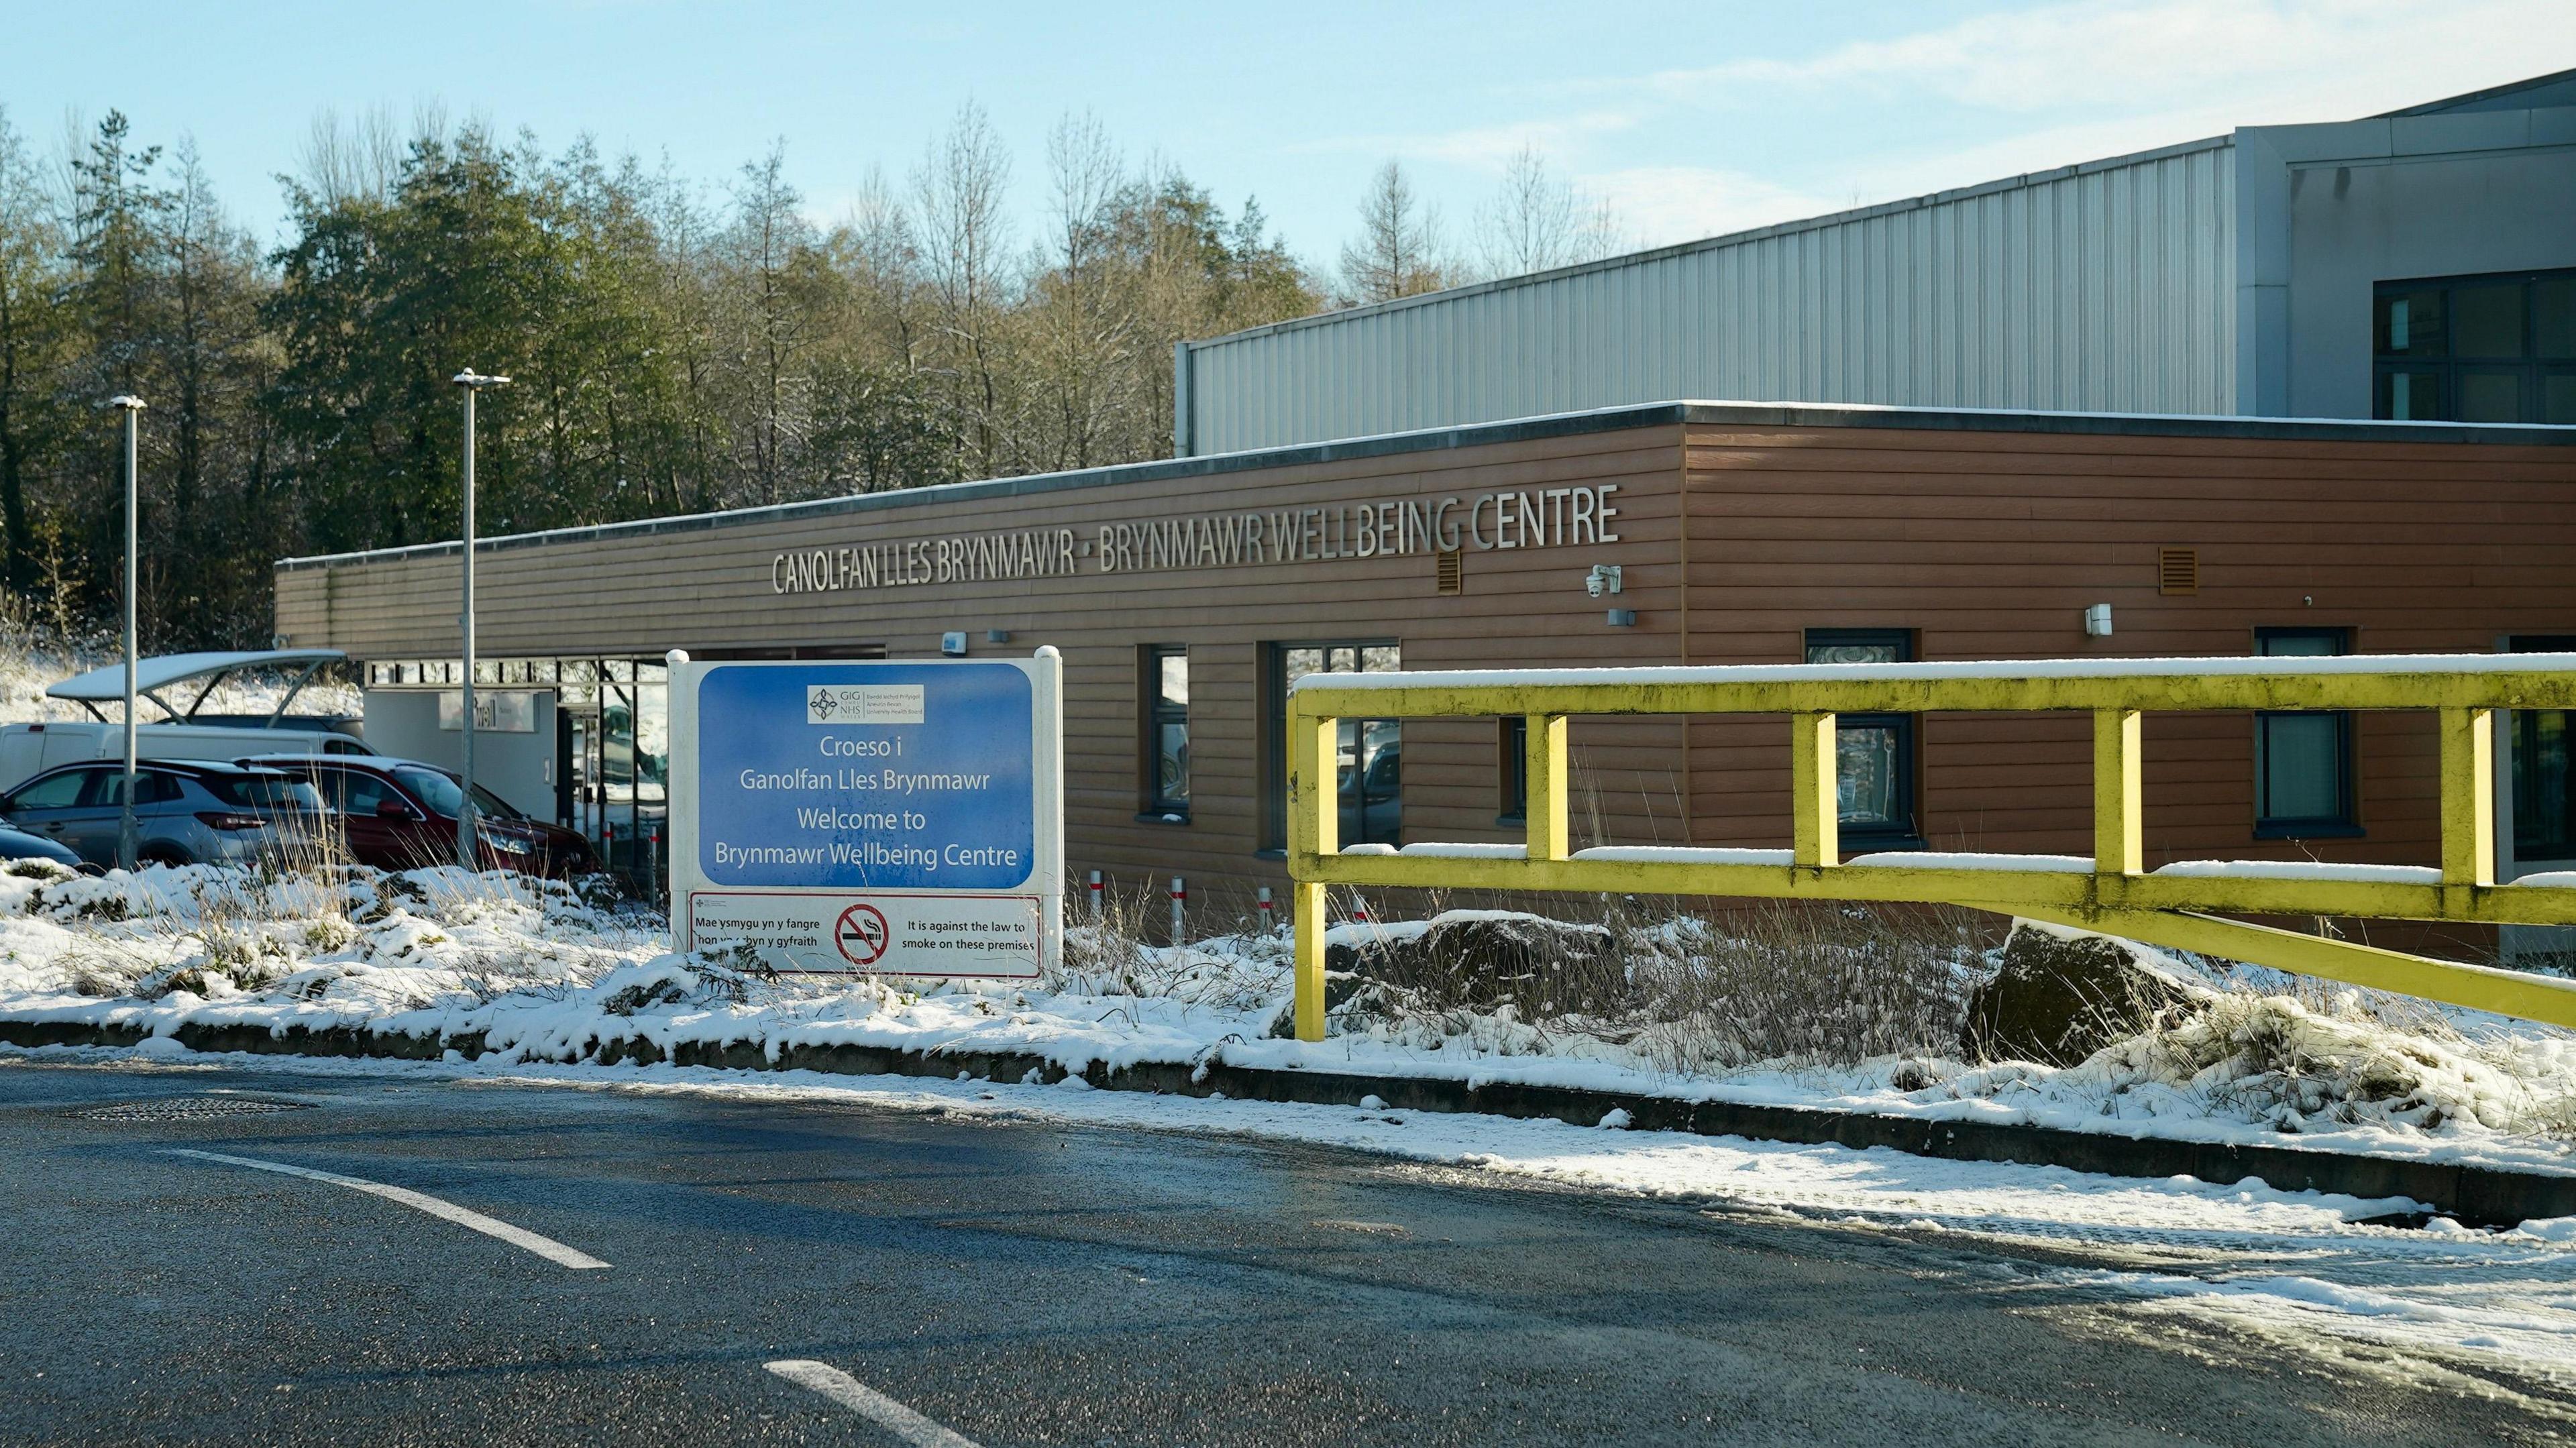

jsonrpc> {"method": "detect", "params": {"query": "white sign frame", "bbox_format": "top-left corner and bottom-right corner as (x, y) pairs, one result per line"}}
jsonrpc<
(668, 649), (1063, 979)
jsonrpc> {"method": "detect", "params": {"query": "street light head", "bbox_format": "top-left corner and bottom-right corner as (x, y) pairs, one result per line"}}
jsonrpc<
(451, 370), (513, 389)
(104, 395), (147, 411)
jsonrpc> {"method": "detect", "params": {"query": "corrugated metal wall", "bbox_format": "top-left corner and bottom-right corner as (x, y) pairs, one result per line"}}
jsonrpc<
(1183, 140), (2237, 454)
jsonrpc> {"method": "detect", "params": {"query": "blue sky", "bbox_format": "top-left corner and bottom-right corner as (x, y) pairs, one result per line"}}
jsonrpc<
(3, 1), (2571, 268)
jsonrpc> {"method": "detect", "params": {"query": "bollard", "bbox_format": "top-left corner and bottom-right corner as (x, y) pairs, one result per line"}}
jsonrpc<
(1256, 885), (1273, 934)
(1088, 869), (1104, 923)
(1170, 876), (1186, 946)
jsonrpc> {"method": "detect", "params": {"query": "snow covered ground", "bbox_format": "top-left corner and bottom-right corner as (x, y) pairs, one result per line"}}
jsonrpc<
(9, 860), (2576, 1380)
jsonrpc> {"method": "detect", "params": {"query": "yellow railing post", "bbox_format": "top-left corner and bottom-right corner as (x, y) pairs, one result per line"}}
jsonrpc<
(1291, 881), (1328, 1044)
(1790, 711), (1839, 868)
(2439, 706), (2496, 893)
(1287, 701), (1338, 1043)
(1525, 714), (1568, 861)
(2093, 708), (2143, 875)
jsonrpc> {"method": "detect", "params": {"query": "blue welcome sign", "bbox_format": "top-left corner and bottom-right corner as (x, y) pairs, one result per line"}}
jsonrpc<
(694, 662), (1036, 889)
(669, 651), (1063, 978)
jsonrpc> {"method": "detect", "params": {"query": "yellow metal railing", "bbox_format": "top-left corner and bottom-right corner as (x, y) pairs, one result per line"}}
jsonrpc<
(1285, 655), (2576, 1042)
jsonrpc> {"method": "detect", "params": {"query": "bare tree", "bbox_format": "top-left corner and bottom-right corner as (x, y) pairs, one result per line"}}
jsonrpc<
(1471, 144), (1629, 279)
(292, 104), (408, 207)
(836, 166), (920, 364)
(912, 103), (1014, 476)
(1028, 111), (1140, 470)
(1045, 112), (1121, 279)
(1337, 160), (1448, 305)
(723, 142), (822, 506)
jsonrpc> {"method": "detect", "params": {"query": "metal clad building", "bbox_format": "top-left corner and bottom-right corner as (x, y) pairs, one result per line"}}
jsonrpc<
(1175, 72), (2576, 453)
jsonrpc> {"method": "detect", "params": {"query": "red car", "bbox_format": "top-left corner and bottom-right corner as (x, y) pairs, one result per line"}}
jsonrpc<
(240, 755), (596, 878)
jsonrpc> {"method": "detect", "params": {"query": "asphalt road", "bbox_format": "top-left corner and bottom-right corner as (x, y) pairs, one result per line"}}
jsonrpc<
(1, 1055), (2569, 1447)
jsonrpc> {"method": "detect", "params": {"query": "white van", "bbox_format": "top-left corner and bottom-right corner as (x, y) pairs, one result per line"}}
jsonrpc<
(0, 651), (372, 795)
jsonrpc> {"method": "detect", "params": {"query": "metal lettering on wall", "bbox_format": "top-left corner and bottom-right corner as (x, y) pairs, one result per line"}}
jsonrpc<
(768, 484), (1621, 595)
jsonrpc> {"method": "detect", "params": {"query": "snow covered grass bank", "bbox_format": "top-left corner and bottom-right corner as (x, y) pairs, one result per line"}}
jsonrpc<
(3, 864), (2576, 1185)
(0, 859), (656, 1019)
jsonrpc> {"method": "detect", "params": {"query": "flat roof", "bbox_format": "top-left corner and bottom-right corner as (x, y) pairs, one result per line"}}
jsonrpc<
(276, 398), (2576, 574)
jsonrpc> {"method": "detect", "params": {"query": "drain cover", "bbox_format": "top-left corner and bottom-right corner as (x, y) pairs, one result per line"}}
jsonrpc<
(69, 1096), (315, 1122)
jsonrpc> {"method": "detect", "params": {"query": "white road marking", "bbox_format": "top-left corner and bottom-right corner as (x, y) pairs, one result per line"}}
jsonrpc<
(166, 1148), (610, 1270)
(765, 1359), (983, 1447)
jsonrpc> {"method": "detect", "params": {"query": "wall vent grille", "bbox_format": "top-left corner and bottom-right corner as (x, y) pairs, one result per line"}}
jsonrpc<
(1436, 549), (1463, 595)
(2157, 547), (2200, 596)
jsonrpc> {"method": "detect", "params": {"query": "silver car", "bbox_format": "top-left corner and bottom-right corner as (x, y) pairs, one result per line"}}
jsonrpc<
(0, 761), (325, 869)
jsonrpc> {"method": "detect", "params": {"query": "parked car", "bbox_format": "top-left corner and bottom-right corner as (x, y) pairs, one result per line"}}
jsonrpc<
(0, 826), (80, 871)
(239, 755), (596, 878)
(0, 761), (324, 869)
(1337, 722), (1401, 845)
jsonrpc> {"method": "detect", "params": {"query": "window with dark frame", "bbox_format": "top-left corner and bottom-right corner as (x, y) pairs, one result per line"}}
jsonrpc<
(1499, 716), (1527, 824)
(2512, 636), (2576, 863)
(2373, 268), (2576, 424)
(1803, 628), (1919, 845)
(2254, 628), (2359, 837)
(1261, 641), (1401, 852)
(1143, 646), (1189, 818)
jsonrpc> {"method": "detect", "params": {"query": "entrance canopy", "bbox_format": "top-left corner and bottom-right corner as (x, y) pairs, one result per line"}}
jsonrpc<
(48, 649), (349, 722)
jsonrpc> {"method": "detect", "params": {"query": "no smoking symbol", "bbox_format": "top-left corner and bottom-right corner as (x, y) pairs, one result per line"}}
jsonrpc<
(834, 904), (890, 968)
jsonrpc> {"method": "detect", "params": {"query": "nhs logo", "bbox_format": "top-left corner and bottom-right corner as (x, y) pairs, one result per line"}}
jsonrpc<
(804, 683), (925, 726)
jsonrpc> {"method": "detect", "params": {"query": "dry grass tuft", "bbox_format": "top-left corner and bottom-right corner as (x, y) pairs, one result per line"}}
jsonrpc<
(1329, 893), (1999, 1070)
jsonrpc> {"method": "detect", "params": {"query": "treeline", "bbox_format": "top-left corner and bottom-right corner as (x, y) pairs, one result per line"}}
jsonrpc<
(0, 103), (1628, 650)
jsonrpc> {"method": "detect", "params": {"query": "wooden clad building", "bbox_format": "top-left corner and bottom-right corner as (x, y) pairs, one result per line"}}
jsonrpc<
(272, 402), (2576, 919)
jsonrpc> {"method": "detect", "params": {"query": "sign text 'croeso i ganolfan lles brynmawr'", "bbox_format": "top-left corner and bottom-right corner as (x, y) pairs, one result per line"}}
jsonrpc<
(769, 483), (1622, 593)
(668, 653), (1064, 978)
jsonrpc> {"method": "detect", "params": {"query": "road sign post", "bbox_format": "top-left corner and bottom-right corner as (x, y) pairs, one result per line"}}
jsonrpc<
(667, 649), (1063, 979)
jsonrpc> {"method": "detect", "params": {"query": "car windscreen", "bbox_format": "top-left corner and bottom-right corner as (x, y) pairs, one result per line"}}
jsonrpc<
(394, 767), (524, 821)
(199, 773), (325, 812)
(394, 767), (464, 818)
(471, 783), (524, 820)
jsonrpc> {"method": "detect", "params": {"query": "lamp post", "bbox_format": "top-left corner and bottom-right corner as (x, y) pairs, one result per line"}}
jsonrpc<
(105, 395), (145, 873)
(451, 370), (509, 871)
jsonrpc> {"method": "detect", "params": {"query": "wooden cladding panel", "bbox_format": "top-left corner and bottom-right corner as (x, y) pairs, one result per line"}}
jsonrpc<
(1681, 424), (2576, 871)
